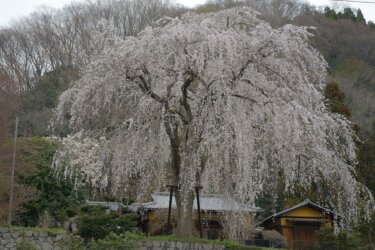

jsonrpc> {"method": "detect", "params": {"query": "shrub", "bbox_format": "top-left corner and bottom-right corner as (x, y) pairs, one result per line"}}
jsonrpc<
(317, 227), (362, 250)
(62, 234), (86, 250)
(77, 205), (137, 240)
(87, 233), (134, 250)
(261, 230), (287, 248)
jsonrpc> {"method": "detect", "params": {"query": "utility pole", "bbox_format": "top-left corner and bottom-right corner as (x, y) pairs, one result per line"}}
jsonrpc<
(7, 117), (18, 225)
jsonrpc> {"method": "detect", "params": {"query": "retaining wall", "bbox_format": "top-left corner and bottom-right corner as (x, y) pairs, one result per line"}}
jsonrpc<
(0, 226), (65, 250)
(0, 226), (228, 250)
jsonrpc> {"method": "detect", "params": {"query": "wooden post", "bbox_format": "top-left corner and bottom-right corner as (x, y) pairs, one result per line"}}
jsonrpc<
(195, 186), (203, 238)
(7, 117), (18, 225)
(166, 185), (177, 234)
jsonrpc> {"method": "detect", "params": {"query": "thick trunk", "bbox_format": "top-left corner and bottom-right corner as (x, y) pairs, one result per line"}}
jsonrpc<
(164, 72), (197, 237)
(175, 189), (194, 237)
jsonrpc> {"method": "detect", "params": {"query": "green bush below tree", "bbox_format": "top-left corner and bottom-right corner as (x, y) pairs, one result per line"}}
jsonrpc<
(77, 205), (138, 241)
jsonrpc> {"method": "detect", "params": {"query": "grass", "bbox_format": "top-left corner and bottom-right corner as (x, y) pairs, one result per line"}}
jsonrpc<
(127, 232), (271, 250)
(0, 225), (64, 235)
(0, 226), (277, 250)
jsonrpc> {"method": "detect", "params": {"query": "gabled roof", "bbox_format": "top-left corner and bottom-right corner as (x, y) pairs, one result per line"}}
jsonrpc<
(128, 192), (261, 213)
(86, 200), (122, 211)
(259, 199), (337, 227)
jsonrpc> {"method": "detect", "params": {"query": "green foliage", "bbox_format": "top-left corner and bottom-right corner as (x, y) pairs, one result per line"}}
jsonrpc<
(323, 7), (366, 23)
(101, 194), (117, 202)
(15, 137), (84, 227)
(342, 8), (356, 22)
(256, 171), (332, 220)
(358, 120), (375, 194)
(219, 239), (264, 250)
(324, 7), (338, 20)
(63, 234), (86, 250)
(317, 228), (337, 242)
(77, 206), (137, 241)
(126, 233), (263, 250)
(62, 232), (265, 250)
(356, 210), (375, 248)
(87, 233), (134, 250)
(255, 170), (286, 219)
(317, 227), (362, 250)
(356, 9), (366, 24)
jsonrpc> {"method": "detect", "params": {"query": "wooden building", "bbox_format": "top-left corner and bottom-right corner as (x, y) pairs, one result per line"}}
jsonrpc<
(259, 199), (337, 249)
(129, 192), (260, 239)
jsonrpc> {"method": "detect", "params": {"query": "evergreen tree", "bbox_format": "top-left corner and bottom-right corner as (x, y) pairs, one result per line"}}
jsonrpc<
(16, 138), (84, 227)
(358, 121), (375, 194)
(356, 9), (366, 24)
(324, 7), (337, 19)
(342, 8), (356, 21)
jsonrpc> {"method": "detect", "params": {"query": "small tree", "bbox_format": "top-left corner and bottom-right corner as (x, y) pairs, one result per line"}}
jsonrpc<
(16, 138), (84, 227)
(356, 9), (366, 24)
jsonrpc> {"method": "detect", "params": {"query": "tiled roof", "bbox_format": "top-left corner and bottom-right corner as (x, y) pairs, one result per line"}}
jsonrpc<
(86, 200), (122, 211)
(129, 192), (261, 213)
(259, 199), (338, 226)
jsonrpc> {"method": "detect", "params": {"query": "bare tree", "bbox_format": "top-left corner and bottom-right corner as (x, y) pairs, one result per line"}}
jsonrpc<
(245, 0), (303, 27)
(0, 0), (187, 93)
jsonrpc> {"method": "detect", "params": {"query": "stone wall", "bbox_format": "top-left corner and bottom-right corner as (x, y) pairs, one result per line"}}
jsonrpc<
(136, 240), (226, 250)
(0, 227), (65, 250)
(0, 226), (229, 250)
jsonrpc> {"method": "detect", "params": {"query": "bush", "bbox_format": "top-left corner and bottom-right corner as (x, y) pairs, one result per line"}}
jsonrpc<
(63, 234), (86, 250)
(317, 227), (362, 250)
(77, 206), (137, 240)
(87, 233), (134, 250)
(261, 230), (287, 248)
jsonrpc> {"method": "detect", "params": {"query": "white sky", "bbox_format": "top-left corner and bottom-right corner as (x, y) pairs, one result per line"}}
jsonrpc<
(0, 0), (374, 27)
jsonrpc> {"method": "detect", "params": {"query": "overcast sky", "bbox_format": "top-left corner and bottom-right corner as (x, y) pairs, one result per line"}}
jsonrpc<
(0, 0), (374, 27)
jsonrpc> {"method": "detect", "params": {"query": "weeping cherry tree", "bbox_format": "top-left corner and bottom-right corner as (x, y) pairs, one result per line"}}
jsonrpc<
(52, 7), (373, 238)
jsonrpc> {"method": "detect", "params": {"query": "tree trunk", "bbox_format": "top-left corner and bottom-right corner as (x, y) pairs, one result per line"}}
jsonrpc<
(175, 189), (194, 237)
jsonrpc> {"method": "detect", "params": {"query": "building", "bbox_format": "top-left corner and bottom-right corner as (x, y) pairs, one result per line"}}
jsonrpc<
(129, 192), (261, 239)
(259, 199), (337, 249)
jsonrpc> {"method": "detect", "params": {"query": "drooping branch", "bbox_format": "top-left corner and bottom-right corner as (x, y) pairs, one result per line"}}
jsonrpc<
(126, 65), (165, 104)
(231, 94), (257, 104)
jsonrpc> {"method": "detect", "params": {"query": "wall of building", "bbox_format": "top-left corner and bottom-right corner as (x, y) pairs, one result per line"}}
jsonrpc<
(281, 207), (332, 227)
